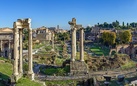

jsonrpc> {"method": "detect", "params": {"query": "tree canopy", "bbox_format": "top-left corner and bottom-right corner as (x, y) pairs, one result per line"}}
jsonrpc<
(102, 32), (116, 46)
(119, 30), (132, 43)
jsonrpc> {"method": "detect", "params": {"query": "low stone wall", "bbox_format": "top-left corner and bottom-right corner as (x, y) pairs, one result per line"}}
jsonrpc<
(36, 75), (89, 81)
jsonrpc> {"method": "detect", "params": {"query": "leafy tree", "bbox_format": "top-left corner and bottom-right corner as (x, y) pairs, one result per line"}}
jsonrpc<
(102, 32), (116, 46)
(23, 29), (29, 41)
(127, 23), (129, 28)
(122, 22), (125, 26)
(85, 26), (92, 31)
(103, 22), (108, 28)
(119, 30), (132, 43)
(55, 32), (70, 42)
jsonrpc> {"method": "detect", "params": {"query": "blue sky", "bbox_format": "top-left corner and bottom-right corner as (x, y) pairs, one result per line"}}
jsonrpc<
(0, 0), (137, 29)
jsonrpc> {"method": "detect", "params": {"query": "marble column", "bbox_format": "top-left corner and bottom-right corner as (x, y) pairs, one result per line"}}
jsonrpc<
(8, 40), (11, 59)
(13, 28), (19, 76)
(74, 28), (76, 58)
(51, 32), (54, 51)
(80, 28), (84, 61)
(19, 29), (23, 74)
(28, 29), (34, 79)
(71, 28), (76, 61)
(1, 40), (2, 56)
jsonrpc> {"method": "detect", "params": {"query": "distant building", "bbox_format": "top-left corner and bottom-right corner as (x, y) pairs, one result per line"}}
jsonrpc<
(55, 29), (67, 33)
(85, 26), (116, 41)
(0, 28), (13, 59)
(33, 26), (52, 42)
(48, 27), (56, 32)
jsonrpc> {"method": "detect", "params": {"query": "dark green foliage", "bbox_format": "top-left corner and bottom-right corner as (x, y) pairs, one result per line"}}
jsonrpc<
(40, 66), (70, 76)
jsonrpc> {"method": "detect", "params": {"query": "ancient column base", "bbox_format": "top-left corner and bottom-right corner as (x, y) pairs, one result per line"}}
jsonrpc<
(51, 49), (54, 51)
(11, 74), (21, 83)
(70, 61), (88, 76)
(27, 72), (35, 80)
(80, 59), (84, 62)
(71, 58), (75, 61)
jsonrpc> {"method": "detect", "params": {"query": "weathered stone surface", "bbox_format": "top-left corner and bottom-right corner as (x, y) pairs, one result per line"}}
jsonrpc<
(70, 61), (88, 76)
(12, 18), (34, 82)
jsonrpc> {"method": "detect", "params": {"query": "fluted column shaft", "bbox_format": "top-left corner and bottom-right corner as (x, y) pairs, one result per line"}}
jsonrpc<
(8, 40), (11, 59)
(74, 28), (76, 58)
(19, 29), (23, 74)
(52, 33), (54, 51)
(28, 29), (33, 74)
(71, 28), (76, 61)
(13, 28), (19, 76)
(80, 28), (84, 61)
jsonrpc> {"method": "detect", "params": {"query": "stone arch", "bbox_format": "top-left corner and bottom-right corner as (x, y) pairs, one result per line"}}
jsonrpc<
(109, 49), (117, 56)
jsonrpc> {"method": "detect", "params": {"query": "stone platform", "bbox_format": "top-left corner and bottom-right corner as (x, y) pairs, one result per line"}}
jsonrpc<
(70, 61), (88, 76)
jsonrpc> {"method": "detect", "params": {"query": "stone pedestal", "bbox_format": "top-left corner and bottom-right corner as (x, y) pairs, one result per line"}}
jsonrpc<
(70, 61), (88, 76)
(27, 73), (35, 80)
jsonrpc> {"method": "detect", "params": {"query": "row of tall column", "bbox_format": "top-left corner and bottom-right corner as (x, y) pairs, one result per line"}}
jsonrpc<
(13, 28), (34, 80)
(71, 27), (84, 61)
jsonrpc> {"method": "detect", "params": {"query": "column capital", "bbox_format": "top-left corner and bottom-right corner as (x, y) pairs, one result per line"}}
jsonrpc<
(80, 27), (84, 30)
(14, 28), (19, 32)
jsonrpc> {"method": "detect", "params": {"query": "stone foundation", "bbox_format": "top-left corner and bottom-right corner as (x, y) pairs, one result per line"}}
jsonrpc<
(27, 73), (35, 80)
(70, 61), (88, 76)
(11, 73), (22, 83)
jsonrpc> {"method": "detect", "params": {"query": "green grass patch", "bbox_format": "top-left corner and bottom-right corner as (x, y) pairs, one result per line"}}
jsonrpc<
(56, 45), (63, 51)
(16, 77), (42, 86)
(45, 80), (76, 86)
(91, 49), (100, 52)
(33, 43), (45, 49)
(0, 57), (42, 86)
(121, 61), (136, 70)
(76, 52), (90, 60)
(0, 58), (12, 80)
(90, 44), (110, 56)
(40, 66), (70, 76)
(55, 57), (65, 66)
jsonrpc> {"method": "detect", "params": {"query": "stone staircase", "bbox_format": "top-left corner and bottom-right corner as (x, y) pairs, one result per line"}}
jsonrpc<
(70, 61), (88, 76)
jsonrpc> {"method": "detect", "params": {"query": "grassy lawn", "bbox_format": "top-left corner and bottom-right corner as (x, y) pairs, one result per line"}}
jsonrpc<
(55, 57), (66, 66)
(90, 44), (110, 56)
(0, 57), (42, 86)
(16, 78), (42, 86)
(40, 66), (70, 76)
(33, 43), (45, 49)
(0, 58), (12, 80)
(76, 52), (90, 60)
(45, 80), (76, 86)
(121, 61), (136, 70)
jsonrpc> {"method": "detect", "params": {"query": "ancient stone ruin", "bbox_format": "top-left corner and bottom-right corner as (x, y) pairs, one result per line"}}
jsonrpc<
(12, 18), (34, 82)
(68, 18), (88, 76)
